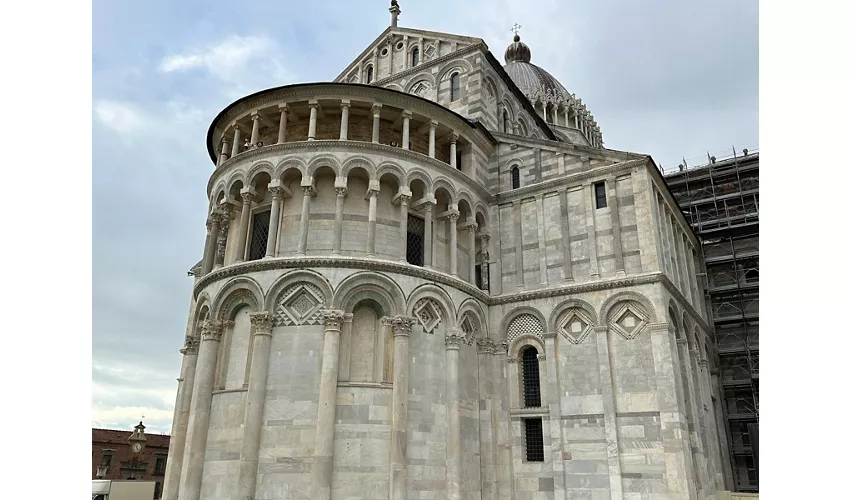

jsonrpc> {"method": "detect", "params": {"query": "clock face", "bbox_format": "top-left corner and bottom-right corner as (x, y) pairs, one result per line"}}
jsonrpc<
(132, 443), (142, 453)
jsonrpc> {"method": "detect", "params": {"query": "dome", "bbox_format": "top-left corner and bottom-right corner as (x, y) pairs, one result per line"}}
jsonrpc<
(503, 34), (574, 107)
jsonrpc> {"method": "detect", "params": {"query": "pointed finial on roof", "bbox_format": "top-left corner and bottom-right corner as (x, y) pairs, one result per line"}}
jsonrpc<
(390, 1), (401, 28)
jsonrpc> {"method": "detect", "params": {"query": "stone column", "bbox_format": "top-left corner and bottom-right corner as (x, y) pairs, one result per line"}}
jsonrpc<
(162, 334), (199, 500)
(467, 220), (477, 284)
(479, 234), (490, 291)
(308, 101), (319, 140)
(234, 188), (256, 263)
(428, 120), (437, 158)
(338, 313), (354, 382)
(389, 316), (415, 500)
(542, 332), (567, 499)
(249, 113), (261, 148)
(699, 357), (724, 490)
(231, 127), (242, 158)
(492, 342), (513, 500)
(595, 326), (623, 500)
(398, 194), (410, 262)
(333, 187), (346, 255)
(476, 339), (496, 500)
(277, 104), (288, 144)
(265, 183), (283, 258)
(339, 100), (350, 140)
(449, 133), (458, 169)
(214, 204), (232, 269)
(445, 329), (462, 500)
(372, 104), (382, 143)
(311, 310), (346, 500)
(201, 213), (221, 275)
(402, 110), (412, 149)
(675, 336), (703, 498)
(448, 211), (459, 276)
(423, 202), (434, 268)
(218, 137), (230, 166)
(236, 312), (273, 500)
(178, 320), (222, 500)
(274, 194), (286, 257)
(297, 186), (315, 255)
(366, 187), (379, 256)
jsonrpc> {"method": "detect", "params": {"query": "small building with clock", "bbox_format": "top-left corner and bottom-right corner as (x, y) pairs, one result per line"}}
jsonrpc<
(91, 422), (171, 499)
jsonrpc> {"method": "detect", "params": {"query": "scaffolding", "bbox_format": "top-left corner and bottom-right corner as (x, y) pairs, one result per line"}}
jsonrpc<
(663, 148), (759, 493)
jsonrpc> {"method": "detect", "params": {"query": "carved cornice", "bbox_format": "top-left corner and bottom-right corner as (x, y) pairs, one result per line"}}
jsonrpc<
(208, 140), (492, 202)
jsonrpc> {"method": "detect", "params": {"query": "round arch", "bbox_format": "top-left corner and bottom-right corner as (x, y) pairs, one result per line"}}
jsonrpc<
(548, 298), (598, 332)
(211, 277), (264, 320)
(274, 157), (307, 180)
(341, 156), (377, 182)
(500, 306), (547, 340)
(306, 154), (342, 179)
(376, 161), (407, 186)
(333, 272), (404, 316)
(457, 298), (488, 339)
(264, 269), (334, 312)
(247, 161), (275, 186)
(406, 283), (457, 328)
(600, 291), (658, 325)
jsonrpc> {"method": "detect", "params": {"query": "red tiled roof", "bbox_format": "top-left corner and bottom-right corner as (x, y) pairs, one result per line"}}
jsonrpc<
(92, 428), (171, 448)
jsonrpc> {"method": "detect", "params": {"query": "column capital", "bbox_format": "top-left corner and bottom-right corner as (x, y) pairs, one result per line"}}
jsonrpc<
(343, 313), (354, 323)
(429, 119), (439, 129)
(478, 232), (490, 243)
(371, 103), (383, 115)
(397, 194), (411, 205)
(593, 325), (608, 333)
(676, 336), (688, 345)
(476, 338), (495, 354)
(340, 99), (351, 108)
(542, 331), (558, 340)
(698, 359), (709, 368)
(336, 187), (347, 198)
(366, 188), (380, 199)
(448, 132), (459, 143)
(249, 311), (273, 335)
(240, 187), (257, 204)
(302, 186), (317, 197)
(205, 217), (213, 231)
(445, 331), (463, 350)
(447, 212), (460, 222)
(391, 315), (415, 337)
(201, 320), (222, 342)
(269, 184), (286, 200)
(180, 334), (200, 355)
(278, 103), (289, 112)
(402, 109), (413, 119)
(322, 309), (346, 331)
(308, 99), (319, 108)
(251, 112), (261, 121)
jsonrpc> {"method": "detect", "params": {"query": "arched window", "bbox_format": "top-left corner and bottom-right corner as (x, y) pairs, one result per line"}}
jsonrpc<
(511, 166), (520, 189)
(521, 346), (541, 408)
(502, 110), (510, 133)
(411, 47), (419, 67)
(450, 72), (461, 102)
(366, 66), (373, 84)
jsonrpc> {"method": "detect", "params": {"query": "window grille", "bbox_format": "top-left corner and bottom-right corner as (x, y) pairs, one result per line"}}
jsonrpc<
(524, 418), (544, 462)
(511, 166), (520, 189)
(248, 210), (271, 261)
(450, 73), (461, 101)
(521, 347), (541, 408)
(412, 48), (419, 66)
(594, 181), (607, 209)
(407, 214), (425, 266)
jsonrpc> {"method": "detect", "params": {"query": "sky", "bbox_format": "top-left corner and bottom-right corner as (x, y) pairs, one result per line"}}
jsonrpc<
(92, 0), (758, 434)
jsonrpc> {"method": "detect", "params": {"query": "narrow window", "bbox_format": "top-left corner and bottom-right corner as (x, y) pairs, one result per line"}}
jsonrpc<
(248, 210), (271, 261)
(406, 214), (425, 266)
(154, 456), (166, 475)
(411, 47), (420, 67)
(502, 110), (509, 133)
(521, 346), (541, 408)
(100, 452), (113, 468)
(594, 181), (607, 209)
(450, 72), (461, 102)
(511, 166), (520, 189)
(475, 264), (482, 289)
(366, 66), (373, 84)
(524, 418), (545, 462)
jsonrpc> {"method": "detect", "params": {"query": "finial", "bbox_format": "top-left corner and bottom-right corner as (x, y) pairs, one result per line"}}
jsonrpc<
(510, 23), (522, 41)
(390, 1), (401, 28)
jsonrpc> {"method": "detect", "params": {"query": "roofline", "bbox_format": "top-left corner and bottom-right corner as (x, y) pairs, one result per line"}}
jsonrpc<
(482, 50), (558, 141)
(205, 82), (499, 163)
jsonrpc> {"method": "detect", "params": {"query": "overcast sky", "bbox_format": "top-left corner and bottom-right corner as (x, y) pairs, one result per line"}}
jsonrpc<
(92, 0), (758, 434)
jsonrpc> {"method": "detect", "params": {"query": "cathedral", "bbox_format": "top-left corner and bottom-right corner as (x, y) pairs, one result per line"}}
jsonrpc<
(162, 3), (728, 499)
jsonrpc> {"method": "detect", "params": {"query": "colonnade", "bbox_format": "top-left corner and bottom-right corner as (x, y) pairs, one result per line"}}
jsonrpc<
(199, 187), (490, 290)
(216, 100), (468, 171)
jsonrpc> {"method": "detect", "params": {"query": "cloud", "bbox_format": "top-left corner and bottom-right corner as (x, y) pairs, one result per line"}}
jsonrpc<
(93, 100), (147, 135)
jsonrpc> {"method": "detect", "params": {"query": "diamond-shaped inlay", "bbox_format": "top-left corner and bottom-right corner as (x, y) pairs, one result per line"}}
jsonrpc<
(608, 301), (649, 340)
(556, 309), (593, 344)
(413, 298), (443, 334)
(273, 283), (325, 327)
(460, 313), (477, 345)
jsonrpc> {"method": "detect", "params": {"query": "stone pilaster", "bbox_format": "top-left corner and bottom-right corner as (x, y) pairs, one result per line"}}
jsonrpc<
(366, 187), (380, 256)
(449, 133), (458, 169)
(234, 188), (256, 263)
(213, 204), (232, 269)
(543, 332), (566, 499)
(179, 320), (222, 500)
(606, 177), (626, 275)
(201, 213), (221, 276)
(311, 309), (346, 500)
(162, 334), (199, 500)
(390, 315), (415, 500)
(467, 220), (477, 284)
(493, 341), (513, 500)
(558, 189), (573, 281)
(265, 183), (283, 258)
(231, 126), (242, 158)
(479, 233), (490, 291)
(535, 194), (548, 286)
(513, 200), (524, 289)
(445, 329), (462, 500)
(593, 326), (622, 499)
(333, 187), (346, 255)
(298, 186), (316, 255)
(236, 312), (273, 500)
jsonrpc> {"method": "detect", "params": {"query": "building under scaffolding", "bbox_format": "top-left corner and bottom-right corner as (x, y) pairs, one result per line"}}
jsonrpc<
(664, 149), (759, 493)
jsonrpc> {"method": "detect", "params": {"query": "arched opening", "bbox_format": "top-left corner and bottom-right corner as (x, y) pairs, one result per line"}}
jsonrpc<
(366, 66), (374, 84)
(407, 179), (428, 266)
(521, 346), (541, 408)
(502, 109), (510, 133)
(277, 167), (303, 256)
(248, 171), (272, 261)
(434, 187), (454, 273)
(511, 165), (520, 190)
(411, 47), (419, 67)
(450, 72), (461, 102)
